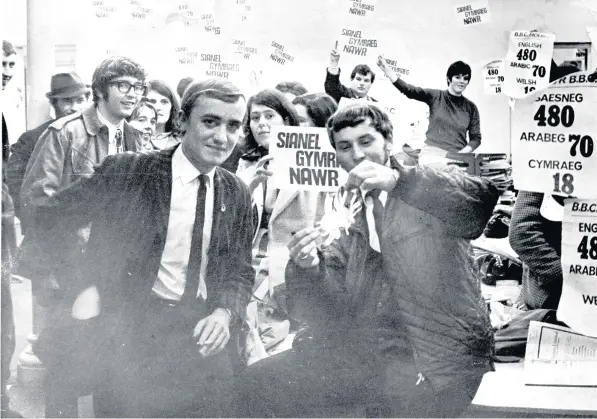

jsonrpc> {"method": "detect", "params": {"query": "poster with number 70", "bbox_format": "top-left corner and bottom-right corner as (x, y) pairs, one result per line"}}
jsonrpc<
(511, 71), (597, 199)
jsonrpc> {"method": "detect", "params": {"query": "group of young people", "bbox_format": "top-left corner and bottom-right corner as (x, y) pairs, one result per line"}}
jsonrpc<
(1, 38), (501, 418)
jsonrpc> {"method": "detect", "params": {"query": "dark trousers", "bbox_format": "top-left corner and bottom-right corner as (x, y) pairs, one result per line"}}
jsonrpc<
(1, 277), (16, 412)
(93, 299), (236, 418)
(237, 333), (483, 418)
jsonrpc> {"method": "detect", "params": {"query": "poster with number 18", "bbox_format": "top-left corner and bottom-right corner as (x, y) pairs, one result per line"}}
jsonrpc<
(511, 71), (597, 199)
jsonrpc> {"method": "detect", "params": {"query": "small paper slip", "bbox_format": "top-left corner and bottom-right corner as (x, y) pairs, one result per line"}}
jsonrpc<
(524, 321), (597, 386)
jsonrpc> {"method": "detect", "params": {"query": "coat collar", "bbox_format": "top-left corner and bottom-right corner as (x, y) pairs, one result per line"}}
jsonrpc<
(82, 105), (139, 151)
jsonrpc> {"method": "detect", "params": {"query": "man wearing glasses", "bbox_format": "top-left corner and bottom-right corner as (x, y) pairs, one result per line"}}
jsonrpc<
(20, 56), (146, 418)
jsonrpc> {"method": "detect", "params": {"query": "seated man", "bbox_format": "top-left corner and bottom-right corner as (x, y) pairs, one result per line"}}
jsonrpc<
(324, 41), (376, 103)
(238, 102), (498, 417)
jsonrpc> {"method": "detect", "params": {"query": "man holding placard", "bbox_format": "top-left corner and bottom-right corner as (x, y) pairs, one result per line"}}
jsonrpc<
(324, 40), (377, 103)
(238, 102), (498, 417)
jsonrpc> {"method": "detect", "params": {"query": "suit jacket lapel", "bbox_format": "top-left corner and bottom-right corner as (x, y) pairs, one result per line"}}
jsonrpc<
(153, 149), (175, 251)
(123, 122), (140, 151)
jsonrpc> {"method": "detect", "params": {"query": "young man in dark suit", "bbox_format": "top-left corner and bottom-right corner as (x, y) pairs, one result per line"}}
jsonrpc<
(32, 78), (255, 417)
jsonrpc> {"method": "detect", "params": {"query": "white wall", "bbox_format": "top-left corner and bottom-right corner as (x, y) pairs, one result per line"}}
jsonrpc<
(26, 0), (596, 152)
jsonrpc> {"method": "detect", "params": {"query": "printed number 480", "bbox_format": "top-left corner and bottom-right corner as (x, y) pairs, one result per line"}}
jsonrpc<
(553, 173), (574, 195)
(577, 235), (597, 260)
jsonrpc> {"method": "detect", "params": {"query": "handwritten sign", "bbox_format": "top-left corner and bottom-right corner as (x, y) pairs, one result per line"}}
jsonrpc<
(339, 27), (378, 59)
(346, 0), (377, 18)
(503, 30), (555, 98)
(89, 0), (120, 21)
(381, 56), (410, 81)
(511, 71), (597, 199)
(483, 59), (505, 95)
(558, 199), (597, 338)
(269, 126), (347, 192)
(268, 41), (295, 66)
(232, 38), (258, 60)
(454, 0), (491, 26)
(197, 51), (242, 80)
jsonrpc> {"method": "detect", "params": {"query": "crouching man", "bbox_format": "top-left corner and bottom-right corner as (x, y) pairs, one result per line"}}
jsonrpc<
(238, 102), (498, 417)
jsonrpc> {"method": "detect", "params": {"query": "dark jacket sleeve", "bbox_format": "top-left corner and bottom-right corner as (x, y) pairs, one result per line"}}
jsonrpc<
(6, 121), (52, 220)
(468, 103), (482, 150)
(285, 235), (351, 328)
(392, 77), (435, 104)
(509, 191), (562, 285)
(392, 161), (498, 239)
(324, 69), (353, 104)
(214, 178), (256, 323)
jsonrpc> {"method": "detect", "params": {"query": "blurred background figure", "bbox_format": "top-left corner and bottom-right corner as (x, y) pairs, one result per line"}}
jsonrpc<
(274, 81), (308, 102)
(145, 80), (180, 150)
(126, 100), (158, 149)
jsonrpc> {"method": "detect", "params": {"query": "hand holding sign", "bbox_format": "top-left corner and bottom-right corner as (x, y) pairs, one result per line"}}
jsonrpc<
(346, 160), (400, 192)
(248, 155), (274, 194)
(376, 54), (398, 83)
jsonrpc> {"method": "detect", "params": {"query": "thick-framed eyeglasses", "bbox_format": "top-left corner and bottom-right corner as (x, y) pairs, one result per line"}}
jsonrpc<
(109, 80), (147, 95)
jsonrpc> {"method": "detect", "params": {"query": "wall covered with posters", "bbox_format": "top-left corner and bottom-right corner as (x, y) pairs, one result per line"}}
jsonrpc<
(27, 0), (596, 153)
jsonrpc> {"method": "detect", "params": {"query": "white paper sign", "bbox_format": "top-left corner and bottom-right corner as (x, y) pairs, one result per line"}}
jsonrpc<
(454, 0), (491, 27)
(269, 126), (348, 192)
(338, 27), (379, 60)
(267, 41), (296, 67)
(503, 31), (555, 98)
(483, 59), (505, 95)
(346, 0), (378, 18)
(558, 199), (597, 338)
(511, 71), (597, 199)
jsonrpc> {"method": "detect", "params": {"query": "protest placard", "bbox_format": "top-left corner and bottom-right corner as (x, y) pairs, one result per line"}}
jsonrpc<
(269, 126), (348, 192)
(511, 70), (597, 199)
(483, 59), (505, 95)
(346, 0), (378, 19)
(503, 30), (555, 98)
(268, 40), (296, 67)
(557, 199), (597, 339)
(454, 0), (492, 27)
(338, 27), (379, 59)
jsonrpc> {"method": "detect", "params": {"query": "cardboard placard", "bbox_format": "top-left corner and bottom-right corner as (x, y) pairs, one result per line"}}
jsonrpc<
(557, 199), (597, 338)
(503, 30), (555, 98)
(454, 0), (492, 27)
(269, 126), (348, 192)
(483, 59), (505, 95)
(346, 0), (378, 18)
(511, 71), (597, 199)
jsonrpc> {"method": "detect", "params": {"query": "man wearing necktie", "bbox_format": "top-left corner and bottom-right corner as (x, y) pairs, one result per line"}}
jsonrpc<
(239, 102), (499, 417)
(30, 79), (255, 417)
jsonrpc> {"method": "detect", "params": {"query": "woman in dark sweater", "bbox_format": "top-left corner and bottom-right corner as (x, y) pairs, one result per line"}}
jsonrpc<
(377, 56), (481, 164)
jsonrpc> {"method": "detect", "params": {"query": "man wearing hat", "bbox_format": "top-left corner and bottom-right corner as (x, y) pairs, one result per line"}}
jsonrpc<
(6, 71), (91, 221)
(19, 56), (146, 418)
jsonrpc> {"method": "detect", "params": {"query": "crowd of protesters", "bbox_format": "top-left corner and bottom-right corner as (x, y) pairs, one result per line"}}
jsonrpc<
(10, 34), (584, 418)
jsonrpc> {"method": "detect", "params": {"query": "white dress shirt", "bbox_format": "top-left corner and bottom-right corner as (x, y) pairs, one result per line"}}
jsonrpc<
(96, 108), (124, 155)
(152, 147), (215, 300)
(360, 160), (391, 252)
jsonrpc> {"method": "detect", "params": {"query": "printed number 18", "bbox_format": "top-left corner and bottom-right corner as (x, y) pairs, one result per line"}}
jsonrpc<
(553, 173), (574, 195)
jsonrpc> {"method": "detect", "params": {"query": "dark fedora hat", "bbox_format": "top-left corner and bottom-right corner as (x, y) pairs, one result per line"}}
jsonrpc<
(46, 72), (91, 99)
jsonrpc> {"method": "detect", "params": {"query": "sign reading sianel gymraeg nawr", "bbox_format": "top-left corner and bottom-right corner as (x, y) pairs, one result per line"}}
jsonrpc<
(511, 70), (597, 199)
(558, 199), (597, 338)
(269, 126), (348, 192)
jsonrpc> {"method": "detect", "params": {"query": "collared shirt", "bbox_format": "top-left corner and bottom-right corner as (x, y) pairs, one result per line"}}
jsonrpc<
(96, 107), (124, 155)
(360, 160), (390, 252)
(152, 147), (215, 301)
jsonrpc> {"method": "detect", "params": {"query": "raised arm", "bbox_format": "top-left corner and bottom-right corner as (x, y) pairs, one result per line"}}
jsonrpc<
(324, 41), (353, 103)
(377, 55), (435, 103)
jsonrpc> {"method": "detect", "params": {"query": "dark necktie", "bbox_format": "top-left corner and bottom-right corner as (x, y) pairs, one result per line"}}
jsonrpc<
(115, 128), (123, 153)
(367, 189), (384, 249)
(182, 174), (208, 304)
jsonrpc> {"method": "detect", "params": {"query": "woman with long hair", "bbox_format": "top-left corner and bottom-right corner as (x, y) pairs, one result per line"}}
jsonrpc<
(145, 80), (181, 150)
(126, 100), (158, 149)
(238, 89), (338, 364)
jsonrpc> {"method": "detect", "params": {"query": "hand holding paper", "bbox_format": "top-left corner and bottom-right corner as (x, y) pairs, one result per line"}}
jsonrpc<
(376, 54), (398, 83)
(248, 155), (274, 194)
(287, 227), (321, 268)
(346, 160), (399, 193)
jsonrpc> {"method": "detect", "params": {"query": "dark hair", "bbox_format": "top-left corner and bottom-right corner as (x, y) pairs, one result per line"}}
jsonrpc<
(178, 79), (245, 135)
(49, 91), (91, 110)
(91, 56), (147, 104)
(148, 80), (180, 133)
(274, 81), (308, 97)
(3, 40), (16, 56)
(292, 93), (338, 128)
(177, 76), (194, 98)
(326, 102), (393, 148)
(242, 89), (301, 155)
(350, 64), (375, 83)
(127, 100), (158, 123)
(446, 61), (471, 85)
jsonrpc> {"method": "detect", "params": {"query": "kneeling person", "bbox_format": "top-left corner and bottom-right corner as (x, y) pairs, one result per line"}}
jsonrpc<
(238, 102), (498, 417)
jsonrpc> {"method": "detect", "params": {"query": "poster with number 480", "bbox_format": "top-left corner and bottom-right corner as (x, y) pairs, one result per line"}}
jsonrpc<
(511, 71), (597, 199)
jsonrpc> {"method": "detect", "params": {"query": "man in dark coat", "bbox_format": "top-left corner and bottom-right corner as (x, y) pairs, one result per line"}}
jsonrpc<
(32, 79), (255, 417)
